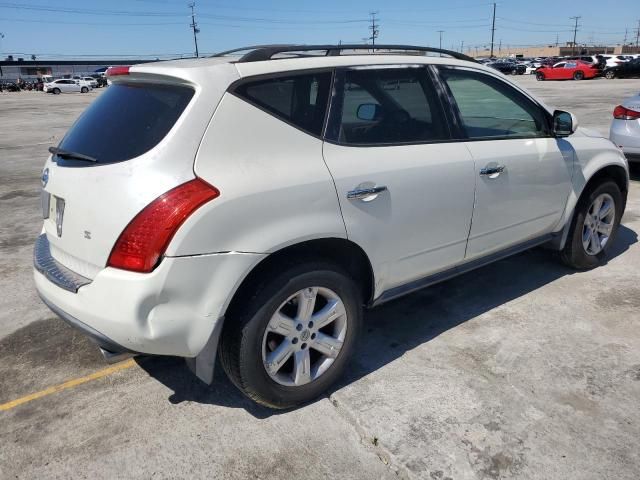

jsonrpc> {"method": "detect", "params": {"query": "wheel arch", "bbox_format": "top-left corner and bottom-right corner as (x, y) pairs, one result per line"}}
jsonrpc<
(551, 161), (629, 250)
(224, 237), (376, 321)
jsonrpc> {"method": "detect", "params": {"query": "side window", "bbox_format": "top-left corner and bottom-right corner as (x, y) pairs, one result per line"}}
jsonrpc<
(234, 71), (332, 137)
(327, 67), (448, 145)
(439, 68), (548, 140)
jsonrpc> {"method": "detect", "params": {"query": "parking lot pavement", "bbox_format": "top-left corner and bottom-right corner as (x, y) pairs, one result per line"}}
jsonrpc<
(1, 78), (639, 479)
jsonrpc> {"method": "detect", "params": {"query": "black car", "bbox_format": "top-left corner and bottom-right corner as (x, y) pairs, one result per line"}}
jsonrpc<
(604, 58), (640, 79)
(487, 61), (526, 75)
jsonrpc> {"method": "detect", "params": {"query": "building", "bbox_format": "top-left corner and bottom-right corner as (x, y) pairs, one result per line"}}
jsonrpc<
(0, 58), (156, 81)
(471, 43), (640, 59)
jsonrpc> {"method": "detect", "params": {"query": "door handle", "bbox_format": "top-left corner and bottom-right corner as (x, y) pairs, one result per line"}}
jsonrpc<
(347, 185), (388, 200)
(479, 165), (505, 177)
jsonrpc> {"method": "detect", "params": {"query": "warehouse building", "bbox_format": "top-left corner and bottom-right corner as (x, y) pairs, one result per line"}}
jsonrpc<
(0, 58), (155, 81)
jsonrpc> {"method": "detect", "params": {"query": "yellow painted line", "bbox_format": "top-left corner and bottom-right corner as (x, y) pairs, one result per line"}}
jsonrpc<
(0, 358), (137, 412)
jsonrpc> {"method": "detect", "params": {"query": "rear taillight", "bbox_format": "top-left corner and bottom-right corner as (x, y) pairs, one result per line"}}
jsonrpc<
(107, 179), (220, 273)
(106, 66), (130, 77)
(613, 105), (640, 120)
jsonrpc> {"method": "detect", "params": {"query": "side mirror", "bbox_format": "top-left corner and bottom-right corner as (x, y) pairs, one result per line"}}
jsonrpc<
(356, 103), (381, 121)
(553, 110), (578, 137)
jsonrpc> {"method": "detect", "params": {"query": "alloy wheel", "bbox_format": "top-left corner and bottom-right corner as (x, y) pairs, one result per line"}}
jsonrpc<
(262, 286), (348, 386)
(582, 193), (615, 255)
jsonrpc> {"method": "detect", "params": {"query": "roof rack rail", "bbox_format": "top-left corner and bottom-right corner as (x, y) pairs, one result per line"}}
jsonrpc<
(212, 44), (476, 63)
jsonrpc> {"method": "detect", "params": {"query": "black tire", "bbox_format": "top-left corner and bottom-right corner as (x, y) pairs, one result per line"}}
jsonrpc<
(573, 71), (585, 80)
(560, 180), (624, 270)
(52, 88), (61, 95)
(219, 260), (363, 409)
(81, 86), (89, 93)
(605, 70), (616, 79)
(511, 68), (518, 75)
(536, 72), (545, 81)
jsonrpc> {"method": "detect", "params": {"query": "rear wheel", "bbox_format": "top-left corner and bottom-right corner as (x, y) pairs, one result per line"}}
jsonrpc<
(52, 88), (61, 95)
(81, 86), (89, 93)
(605, 70), (616, 79)
(219, 260), (362, 409)
(536, 72), (545, 81)
(511, 68), (518, 75)
(560, 181), (623, 269)
(573, 71), (585, 80)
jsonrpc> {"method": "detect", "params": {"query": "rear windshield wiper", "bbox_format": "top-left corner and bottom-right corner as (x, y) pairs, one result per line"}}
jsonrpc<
(48, 146), (98, 163)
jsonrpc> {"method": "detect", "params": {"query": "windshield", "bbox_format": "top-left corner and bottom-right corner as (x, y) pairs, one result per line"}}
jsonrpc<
(56, 82), (194, 166)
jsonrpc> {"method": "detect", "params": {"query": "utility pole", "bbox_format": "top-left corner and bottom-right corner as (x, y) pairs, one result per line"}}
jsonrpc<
(437, 30), (444, 50)
(570, 16), (581, 55)
(623, 28), (628, 46)
(369, 11), (379, 49)
(188, 2), (200, 58)
(490, 2), (496, 58)
(555, 33), (559, 47)
(460, 40), (464, 53)
(636, 19), (640, 49)
(498, 39), (502, 55)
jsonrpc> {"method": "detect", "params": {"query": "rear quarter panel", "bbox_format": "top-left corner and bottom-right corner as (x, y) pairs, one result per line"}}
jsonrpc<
(170, 92), (346, 256)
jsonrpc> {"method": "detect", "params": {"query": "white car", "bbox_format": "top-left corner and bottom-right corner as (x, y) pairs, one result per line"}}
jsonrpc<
(610, 94), (640, 163)
(81, 76), (98, 88)
(34, 45), (629, 408)
(600, 54), (630, 68)
(43, 78), (89, 94)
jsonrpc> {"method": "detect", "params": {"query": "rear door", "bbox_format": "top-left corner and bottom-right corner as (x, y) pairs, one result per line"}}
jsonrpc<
(322, 65), (476, 293)
(436, 66), (573, 258)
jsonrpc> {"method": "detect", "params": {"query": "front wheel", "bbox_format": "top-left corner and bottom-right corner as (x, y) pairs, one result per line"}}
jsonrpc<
(560, 181), (623, 269)
(52, 88), (61, 95)
(536, 72), (545, 81)
(219, 260), (363, 409)
(605, 70), (616, 79)
(81, 86), (89, 93)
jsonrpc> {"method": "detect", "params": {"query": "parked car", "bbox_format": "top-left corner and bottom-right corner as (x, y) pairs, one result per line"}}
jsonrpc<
(43, 78), (89, 94)
(610, 94), (640, 163)
(81, 76), (98, 88)
(535, 60), (600, 81)
(603, 58), (640, 79)
(600, 54), (630, 68)
(34, 45), (629, 408)
(487, 60), (526, 75)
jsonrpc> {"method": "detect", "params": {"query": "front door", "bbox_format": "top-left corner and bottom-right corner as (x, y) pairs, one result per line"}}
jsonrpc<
(437, 66), (574, 259)
(322, 65), (476, 294)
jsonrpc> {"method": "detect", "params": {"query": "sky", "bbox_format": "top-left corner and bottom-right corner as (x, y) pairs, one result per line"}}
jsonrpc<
(0, 0), (637, 59)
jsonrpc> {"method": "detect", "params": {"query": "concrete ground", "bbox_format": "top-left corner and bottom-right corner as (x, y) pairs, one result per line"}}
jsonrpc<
(1, 75), (639, 479)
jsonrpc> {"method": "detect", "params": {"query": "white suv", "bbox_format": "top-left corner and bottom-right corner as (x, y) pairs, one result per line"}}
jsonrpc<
(34, 45), (629, 408)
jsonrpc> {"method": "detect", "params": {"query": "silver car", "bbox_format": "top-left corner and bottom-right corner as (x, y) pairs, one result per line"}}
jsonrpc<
(610, 93), (640, 163)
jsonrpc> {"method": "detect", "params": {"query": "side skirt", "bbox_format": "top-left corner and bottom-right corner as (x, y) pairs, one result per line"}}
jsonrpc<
(371, 233), (555, 307)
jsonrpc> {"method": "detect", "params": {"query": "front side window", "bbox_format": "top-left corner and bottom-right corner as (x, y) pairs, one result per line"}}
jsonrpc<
(327, 66), (448, 145)
(234, 71), (332, 137)
(439, 67), (548, 140)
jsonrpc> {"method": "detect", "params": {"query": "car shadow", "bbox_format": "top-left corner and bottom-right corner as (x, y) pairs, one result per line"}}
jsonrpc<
(137, 225), (637, 418)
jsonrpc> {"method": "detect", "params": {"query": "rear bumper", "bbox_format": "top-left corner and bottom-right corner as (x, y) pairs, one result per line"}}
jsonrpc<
(34, 235), (265, 358)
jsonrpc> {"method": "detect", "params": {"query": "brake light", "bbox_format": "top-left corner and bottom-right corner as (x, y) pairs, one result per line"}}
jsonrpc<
(106, 66), (130, 77)
(613, 105), (640, 120)
(108, 179), (220, 273)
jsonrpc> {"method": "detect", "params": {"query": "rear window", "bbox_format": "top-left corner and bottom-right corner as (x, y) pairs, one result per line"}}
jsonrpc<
(56, 83), (194, 165)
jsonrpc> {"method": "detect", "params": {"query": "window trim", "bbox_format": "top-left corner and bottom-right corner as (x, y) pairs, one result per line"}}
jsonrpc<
(435, 65), (555, 142)
(228, 67), (335, 141)
(324, 64), (454, 148)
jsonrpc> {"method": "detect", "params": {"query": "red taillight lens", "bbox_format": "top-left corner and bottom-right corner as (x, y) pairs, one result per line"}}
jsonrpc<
(108, 179), (220, 273)
(613, 105), (640, 120)
(106, 66), (130, 77)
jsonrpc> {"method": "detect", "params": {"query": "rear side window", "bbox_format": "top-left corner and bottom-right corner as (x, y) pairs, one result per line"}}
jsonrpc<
(326, 66), (449, 145)
(233, 72), (332, 137)
(56, 83), (194, 165)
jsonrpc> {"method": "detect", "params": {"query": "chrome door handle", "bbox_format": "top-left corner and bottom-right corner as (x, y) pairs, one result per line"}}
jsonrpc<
(347, 185), (388, 200)
(479, 165), (505, 177)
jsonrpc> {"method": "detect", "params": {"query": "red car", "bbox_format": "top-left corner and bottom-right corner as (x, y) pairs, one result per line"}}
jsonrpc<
(536, 60), (600, 81)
